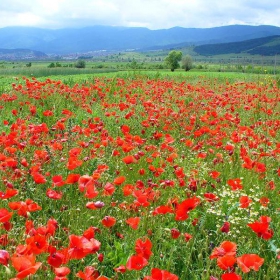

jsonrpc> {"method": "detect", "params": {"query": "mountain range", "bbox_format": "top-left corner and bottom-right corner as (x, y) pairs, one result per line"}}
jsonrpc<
(1, 25), (280, 55)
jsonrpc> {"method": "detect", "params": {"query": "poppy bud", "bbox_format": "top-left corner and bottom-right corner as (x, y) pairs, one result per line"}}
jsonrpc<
(171, 228), (180, 239)
(220, 221), (230, 233)
(97, 253), (104, 262)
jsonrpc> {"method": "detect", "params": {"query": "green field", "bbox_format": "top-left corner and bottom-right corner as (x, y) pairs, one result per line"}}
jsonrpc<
(0, 63), (280, 279)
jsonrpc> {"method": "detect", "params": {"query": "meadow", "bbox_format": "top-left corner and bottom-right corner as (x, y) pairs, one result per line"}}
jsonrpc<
(0, 68), (279, 279)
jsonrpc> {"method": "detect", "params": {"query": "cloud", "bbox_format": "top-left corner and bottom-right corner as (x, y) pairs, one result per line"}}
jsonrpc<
(0, 0), (279, 29)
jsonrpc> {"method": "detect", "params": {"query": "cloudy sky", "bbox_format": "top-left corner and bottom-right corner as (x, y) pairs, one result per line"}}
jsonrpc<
(0, 0), (280, 30)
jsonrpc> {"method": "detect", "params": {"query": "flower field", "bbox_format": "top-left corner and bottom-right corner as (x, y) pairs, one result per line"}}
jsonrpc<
(0, 74), (279, 279)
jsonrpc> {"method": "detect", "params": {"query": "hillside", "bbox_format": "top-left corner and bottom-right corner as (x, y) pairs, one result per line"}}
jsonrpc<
(0, 25), (280, 54)
(0, 48), (48, 60)
(193, 35), (280, 56)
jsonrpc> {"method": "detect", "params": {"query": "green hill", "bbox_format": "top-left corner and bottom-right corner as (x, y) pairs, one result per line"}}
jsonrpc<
(194, 36), (280, 56)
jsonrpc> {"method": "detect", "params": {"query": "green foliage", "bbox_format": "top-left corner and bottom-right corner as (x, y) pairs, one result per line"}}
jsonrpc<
(181, 55), (193, 71)
(165, 50), (182, 71)
(26, 62), (32, 67)
(75, 59), (86, 68)
(48, 62), (55, 68)
(194, 35), (280, 56)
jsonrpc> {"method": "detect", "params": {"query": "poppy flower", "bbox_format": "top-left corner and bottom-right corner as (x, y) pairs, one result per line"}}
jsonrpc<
(76, 265), (100, 279)
(103, 182), (115, 196)
(126, 254), (148, 270)
(175, 196), (200, 221)
(65, 173), (80, 184)
(248, 216), (273, 240)
(26, 234), (48, 255)
(204, 193), (219, 202)
(126, 217), (141, 230)
(46, 189), (63, 200)
(0, 188), (18, 200)
(184, 233), (193, 242)
(144, 267), (179, 280)
(0, 208), (13, 223)
(227, 178), (243, 190)
(220, 222), (230, 233)
(54, 266), (71, 279)
(170, 228), (180, 239)
(52, 175), (65, 187)
(122, 155), (136, 164)
(135, 237), (152, 260)
(237, 254), (264, 273)
(239, 196), (252, 208)
(47, 249), (65, 268)
(114, 176), (126, 185)
(0, 250), (9, 266)
(210, 241), (237, 259)
(217, 255), (236, 270)
(221, 273), (242, 280)
(102, 216), (116, 228)
(11, 254), (42, 279)
(152, 205), (173, 216)
(114, 265), (126, 273)
(32, 172), (47, 184)
(68, 235), (101, 260)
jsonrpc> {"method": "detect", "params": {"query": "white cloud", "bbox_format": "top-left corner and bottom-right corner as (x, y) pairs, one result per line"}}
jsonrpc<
(0, 0), (279, 29)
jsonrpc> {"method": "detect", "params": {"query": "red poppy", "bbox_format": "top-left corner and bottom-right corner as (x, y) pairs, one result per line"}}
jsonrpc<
(101, 216), (116, 228)
(184, 233), (193, 242)
(220, 222), (230, 233)
(0, 208), (13, 223)
(114, 265), (126, 273)
(204, 192), (219, 202)
(239, 196), (252, 208)
(54, 266), (71, 278)
(31, 172), (47, 184)
(221, 273), (242, 280)
(217, 255), (236, 270)
(0, 188), (18, 200)
(46, 189), (63, 200)
(135, 237), (153, 260)
(144, 267), (179, 280)
(126, 254), (148, 270)
(26, 234), (48, 255)
(47, 248), (64, 268)
(126, 217), (141, 230)
(103, 182), (115, 196)
(76, 265), (100, 279)
(11, 254), (42, 279)
(170, 228), (180, 239)
(210, 241), (237, 259)
(122, 155), (136, 164)
(0, 250), (9, 266)
(259, 197), (269, 207)
(52, 175), (65, 187)
(68, 235), (101, 260)
(65, 173), (80, 184)
(152, 205), (173, 216)
(248, 216), (273, 240)
(227, 178), (243, 190)
(175, 196), (200, 221)
(237, 254), (264, 273)
(114, 176), (126, 185)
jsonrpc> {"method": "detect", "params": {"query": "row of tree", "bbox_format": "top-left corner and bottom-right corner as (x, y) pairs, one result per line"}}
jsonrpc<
(164, 51), (193, 71)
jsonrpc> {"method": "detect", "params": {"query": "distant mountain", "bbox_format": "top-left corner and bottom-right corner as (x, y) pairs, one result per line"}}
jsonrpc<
(0, 48), (48, 60)
(0, 25), (280, 54)
(194, 35), (280, 56)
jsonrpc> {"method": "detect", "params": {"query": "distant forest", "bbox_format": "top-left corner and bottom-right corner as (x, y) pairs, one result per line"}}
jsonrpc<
(194, 36), (280, 56)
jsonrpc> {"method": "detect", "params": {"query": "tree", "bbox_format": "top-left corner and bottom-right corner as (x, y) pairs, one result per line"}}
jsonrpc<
(181, 55), (193, 71)
(164, 51), (182, 71)
(75, 60), (86, 68)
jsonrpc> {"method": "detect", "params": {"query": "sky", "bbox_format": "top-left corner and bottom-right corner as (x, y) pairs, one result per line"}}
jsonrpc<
(0, 0), (280, 30)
